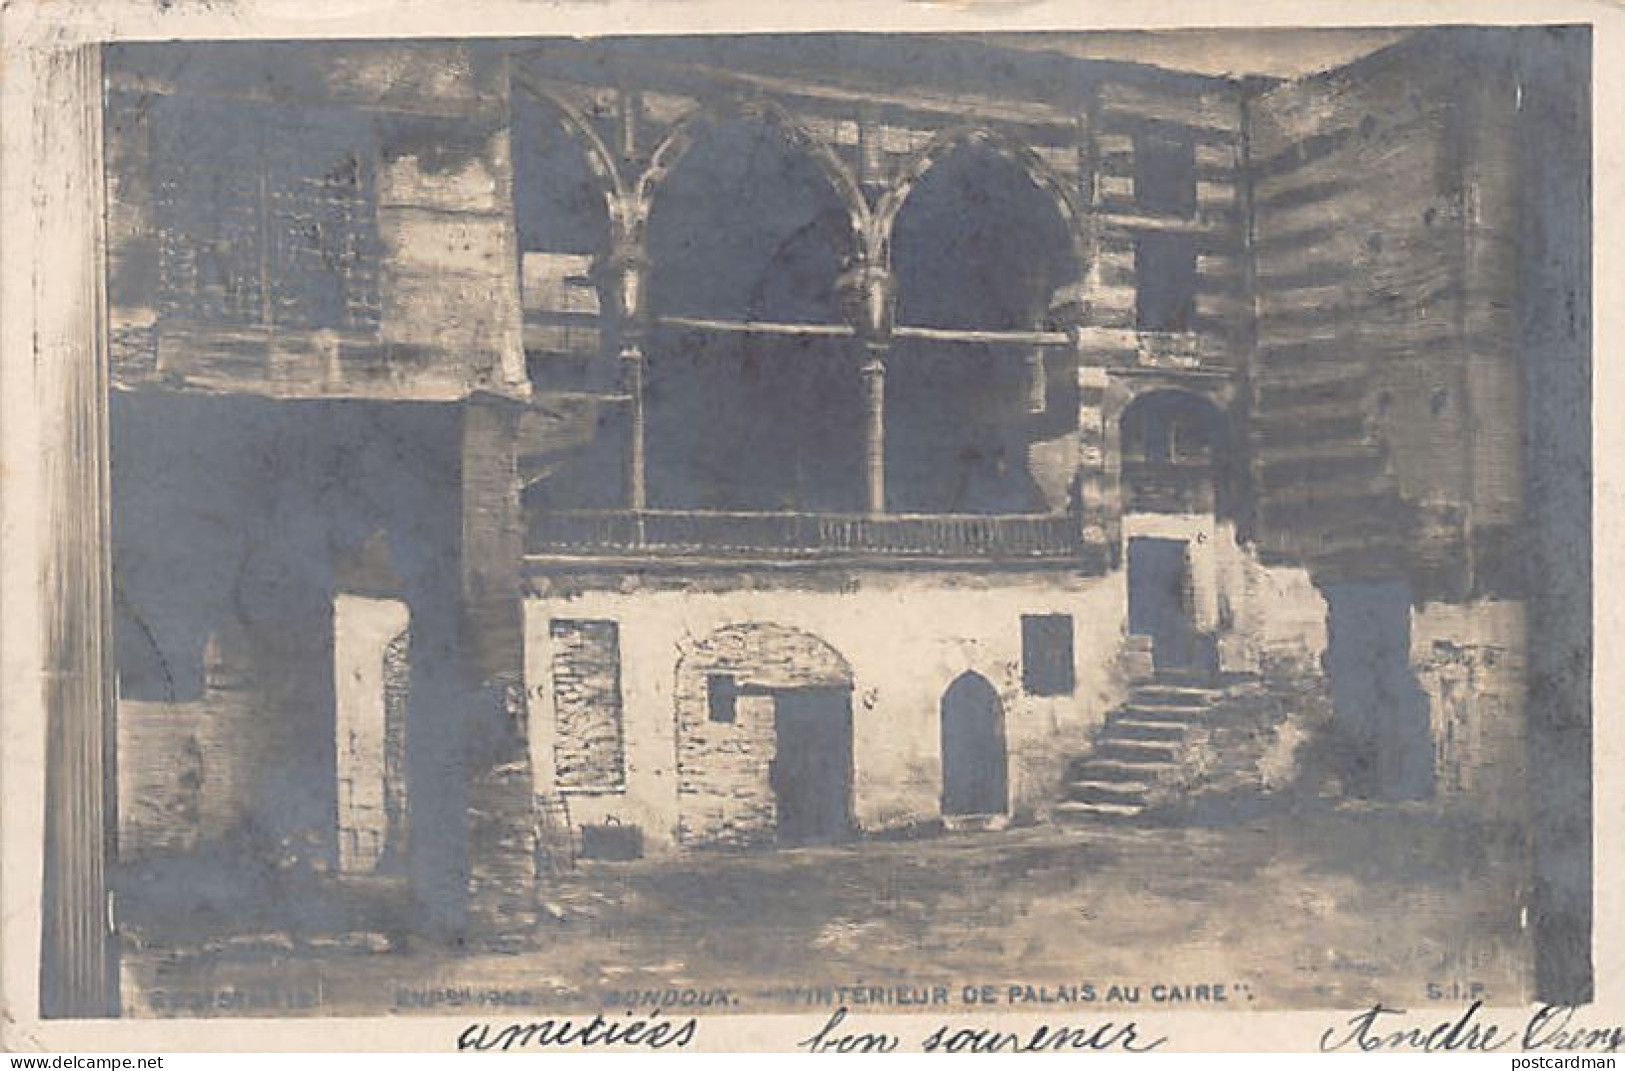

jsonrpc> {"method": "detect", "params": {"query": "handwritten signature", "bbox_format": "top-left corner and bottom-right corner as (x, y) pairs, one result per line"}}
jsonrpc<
(1321, 1002), (1625, 1054)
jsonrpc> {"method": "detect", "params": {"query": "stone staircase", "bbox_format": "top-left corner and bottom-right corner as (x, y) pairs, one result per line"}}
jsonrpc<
(1054, 675), (1225, 822)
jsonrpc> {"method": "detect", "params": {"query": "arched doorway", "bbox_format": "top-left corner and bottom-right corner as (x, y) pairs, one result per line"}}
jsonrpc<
(675, 623), (855, 847)
(940, 671), (1008, 818)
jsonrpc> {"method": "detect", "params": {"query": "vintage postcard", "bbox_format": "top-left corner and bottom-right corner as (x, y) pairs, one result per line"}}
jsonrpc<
(0, 0), (1615, 1054)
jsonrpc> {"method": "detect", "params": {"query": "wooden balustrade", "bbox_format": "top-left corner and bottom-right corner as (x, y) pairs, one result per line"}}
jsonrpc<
(526, 508), (1082, 560)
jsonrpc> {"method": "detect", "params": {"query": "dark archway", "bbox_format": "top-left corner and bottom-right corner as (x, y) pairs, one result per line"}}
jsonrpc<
(887, 144), (1081, 514)
(643, 117), (865, 512)
(772, 688), (856, 846)
(509, 87), (627, 510)
(1118, 389), (1230, 516)
(940, 671), (1009, 817)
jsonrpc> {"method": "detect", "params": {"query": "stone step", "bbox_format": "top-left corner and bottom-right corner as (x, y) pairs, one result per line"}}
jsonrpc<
(1131, 686), (1218, 707)
(1094, 739), (1181, 764)
(1100, 718), (1187, 743)
(1063, 780), (1150, 806)
(1053, 800), (1143, 821)
(1116, 702), (1207, 722)
(1067, 757), (1178, 782)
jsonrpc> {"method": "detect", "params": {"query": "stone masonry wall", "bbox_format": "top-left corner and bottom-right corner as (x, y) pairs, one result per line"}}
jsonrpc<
(117, 635), (252, 857)
(673, 623), (853, 848)
(523, 571), (1129, 855)
(548, 620), (626, 791)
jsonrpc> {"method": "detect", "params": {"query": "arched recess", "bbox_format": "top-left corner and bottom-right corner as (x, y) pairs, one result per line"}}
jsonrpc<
(509, 82), (618, 368)
(940, 671), (1009, 818)
(508, 83), (629, 510)
(885, 135), (1084, 514)
(640, 109), (870, 512)
(1117, 388), (1231, 517)
(636, 99), (869, 262)
(674, 623), (856, 848)
(875, 126), (1087, 271)
(509, 79), (626, 247)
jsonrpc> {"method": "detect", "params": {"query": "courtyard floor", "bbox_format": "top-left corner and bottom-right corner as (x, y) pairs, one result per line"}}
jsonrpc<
(120, 802), (1532, 1018)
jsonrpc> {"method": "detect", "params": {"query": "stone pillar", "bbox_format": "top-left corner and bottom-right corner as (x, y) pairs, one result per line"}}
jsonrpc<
(599, 240), (649, 511)
(1074, 356), (1113, 551)
(838, 261), (895, 515)
(31, 44), (120, 1018)
(1024, 349), (1048, 414)
(1054, 102), (1111, 565)
(622, 345), (647, 511)
(460, 396), (540, 945)
(860, 349), (887, 514)
(461, 396), (525, 680)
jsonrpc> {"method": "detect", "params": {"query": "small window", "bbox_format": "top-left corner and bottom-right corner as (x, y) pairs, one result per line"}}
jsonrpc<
(707, 674), (739, 724)
(1135, 233), (1198, 333)
(1022, 615), (1075, 696)
(1134, 131), (1196, 216)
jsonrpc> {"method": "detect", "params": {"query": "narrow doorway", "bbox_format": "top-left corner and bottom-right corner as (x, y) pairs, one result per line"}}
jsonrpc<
(940, 671), (1009, 817)
(1127, 536), (1198, 673)
(333, 594), (411, 873)
(771, 687), (855, 845)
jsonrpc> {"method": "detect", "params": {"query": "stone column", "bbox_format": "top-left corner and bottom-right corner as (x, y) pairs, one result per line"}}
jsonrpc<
(459, 394), (544, 945)
(838, 261), (895, 515)
(1054, 101), (1113, 566)
(1024, 349), (1049, 414)
(859, 350), (886, 514)
(32, 44), (120, 1018)
(622, 345), (647, 511)
(599, 240), (649, 511)
(461, 396), (525, 680)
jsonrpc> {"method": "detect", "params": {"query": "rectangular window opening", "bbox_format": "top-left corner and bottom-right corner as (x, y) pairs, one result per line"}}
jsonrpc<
(1022, 614), (1076, 696)
(707, 673), (739, 724)
(1134, 130), (1197, 217)
(1135, 233), (1199, 333)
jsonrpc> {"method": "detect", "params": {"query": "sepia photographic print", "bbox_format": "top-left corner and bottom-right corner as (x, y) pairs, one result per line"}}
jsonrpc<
(0, 0), (1613, 1054)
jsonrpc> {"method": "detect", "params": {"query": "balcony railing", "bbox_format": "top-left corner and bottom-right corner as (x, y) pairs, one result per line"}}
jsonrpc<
(526, 509), (1083, 562)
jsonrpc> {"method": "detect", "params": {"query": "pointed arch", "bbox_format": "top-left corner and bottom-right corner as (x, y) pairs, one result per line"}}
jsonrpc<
(875, 126), (1086, 269)
(940, 670), (1009, 817)
(508, 73), (634, 243)
(634, 97), (871, 255)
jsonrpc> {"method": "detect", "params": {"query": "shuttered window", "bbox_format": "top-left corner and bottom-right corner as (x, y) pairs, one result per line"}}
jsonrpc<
(151, 97), (381, 332)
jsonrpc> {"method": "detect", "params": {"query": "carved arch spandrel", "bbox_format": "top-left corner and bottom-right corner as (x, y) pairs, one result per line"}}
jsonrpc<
(505, 80), (1097, 333)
